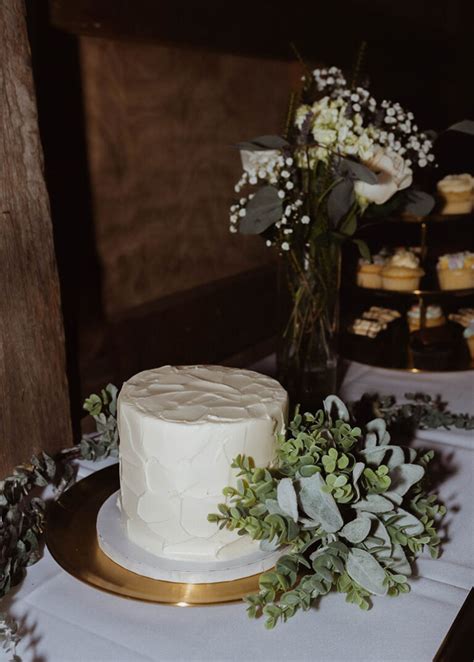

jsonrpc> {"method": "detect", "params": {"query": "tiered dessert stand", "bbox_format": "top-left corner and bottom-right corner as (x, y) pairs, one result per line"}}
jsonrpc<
(340, 212), (474, 371)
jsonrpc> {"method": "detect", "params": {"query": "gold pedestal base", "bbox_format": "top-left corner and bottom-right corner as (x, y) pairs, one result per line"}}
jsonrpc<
(46, 464), (262, 605)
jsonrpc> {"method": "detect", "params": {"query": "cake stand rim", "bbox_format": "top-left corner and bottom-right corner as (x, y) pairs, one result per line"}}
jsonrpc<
(45, 464), (267, 606)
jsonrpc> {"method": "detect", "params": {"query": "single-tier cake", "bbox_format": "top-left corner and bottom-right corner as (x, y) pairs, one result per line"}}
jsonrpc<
(117, 365), (288, 562)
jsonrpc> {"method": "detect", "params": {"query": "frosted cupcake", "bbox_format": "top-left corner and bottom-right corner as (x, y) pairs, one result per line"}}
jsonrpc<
(437, 252), (474, 290)
(407, 304), (446, 332)
(437, 174), (473, 215)
(356, 253), (385, 289)
(464, 322), (474, 360)
(381, 249), (424, 291)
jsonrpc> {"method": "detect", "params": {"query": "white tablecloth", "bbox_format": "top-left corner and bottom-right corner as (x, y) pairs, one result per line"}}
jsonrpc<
(5, 362), (474, 662)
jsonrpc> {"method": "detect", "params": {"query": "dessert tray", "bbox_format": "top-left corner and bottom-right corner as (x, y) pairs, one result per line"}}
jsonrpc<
(46, 465), (267, 606)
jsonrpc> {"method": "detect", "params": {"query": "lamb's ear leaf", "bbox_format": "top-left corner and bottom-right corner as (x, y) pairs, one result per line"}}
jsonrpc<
(446, 120), (474, 136)
(299, 473), (343, 533)
(236, 135), (290, 151)
(277, 478), (299, 523)
(346, 548), (387, 596)
(340, 515), (371, 544)
(238, 186), (282, 235)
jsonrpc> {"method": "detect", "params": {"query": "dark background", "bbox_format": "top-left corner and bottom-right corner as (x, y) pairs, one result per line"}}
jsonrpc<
(25, 0), (473, 431)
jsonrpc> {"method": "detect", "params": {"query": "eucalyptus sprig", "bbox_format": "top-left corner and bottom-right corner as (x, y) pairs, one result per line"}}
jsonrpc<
(0, 384), (119, 660)
(209, 395), (446, 628)
(352, 392), (474, 431)
(80, 384), (119, 460)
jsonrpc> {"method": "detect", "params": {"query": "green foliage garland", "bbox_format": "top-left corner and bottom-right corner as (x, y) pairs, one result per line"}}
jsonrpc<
(1, 385), (471, 654)
(0, 385), (118, 659)
(208, 396), (447, 628)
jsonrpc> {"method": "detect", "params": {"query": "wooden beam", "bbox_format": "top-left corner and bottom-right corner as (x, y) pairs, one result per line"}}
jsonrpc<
(0, 0), (73, 474)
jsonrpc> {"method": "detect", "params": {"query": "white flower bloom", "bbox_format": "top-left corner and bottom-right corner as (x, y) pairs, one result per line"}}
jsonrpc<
(285, 182), (294, 190)
(301, 215), (310, 224)
(278, 190), (285, 199)
(266, 240), (272, 246)
(354, 148), (413, 205)
(281, 242), (290, 251)
(229, 225), (238, 233)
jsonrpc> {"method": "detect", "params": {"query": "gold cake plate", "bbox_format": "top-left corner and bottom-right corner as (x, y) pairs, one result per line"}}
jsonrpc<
(46, 464), (263, 606)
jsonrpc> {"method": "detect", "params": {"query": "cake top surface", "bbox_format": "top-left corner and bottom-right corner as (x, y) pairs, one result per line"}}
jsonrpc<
(119, 365), (288, 424)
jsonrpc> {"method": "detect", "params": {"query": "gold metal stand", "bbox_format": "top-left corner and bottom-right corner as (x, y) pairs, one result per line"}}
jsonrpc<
(46, 465), (263, 606)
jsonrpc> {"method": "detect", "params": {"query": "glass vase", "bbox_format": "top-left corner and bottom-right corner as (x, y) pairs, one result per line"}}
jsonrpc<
(277, 239), (341, 412)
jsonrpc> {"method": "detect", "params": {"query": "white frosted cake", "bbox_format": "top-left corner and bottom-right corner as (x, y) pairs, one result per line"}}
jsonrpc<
(117, 365), (288, 563)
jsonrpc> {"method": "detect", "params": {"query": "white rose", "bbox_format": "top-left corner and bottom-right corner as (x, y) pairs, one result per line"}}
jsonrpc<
(354, 148), (413, 205)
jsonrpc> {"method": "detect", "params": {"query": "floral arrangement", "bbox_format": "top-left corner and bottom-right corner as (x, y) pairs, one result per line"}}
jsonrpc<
(229, 65), (436, 251)
(208, 395), (447, 628)
(228, 65), (440, 406)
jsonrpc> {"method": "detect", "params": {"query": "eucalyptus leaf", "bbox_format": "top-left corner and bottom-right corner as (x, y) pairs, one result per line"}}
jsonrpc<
(299, 473), (343, 533)
(277, 478), (299, 522)
(239, 185), (282, 235)
(340, 516), (371, 544)
(236, 135), (290, 151)
(446, 120), (474, 136)
(352, 494), (394, 513)
(346, 549), (387, 596)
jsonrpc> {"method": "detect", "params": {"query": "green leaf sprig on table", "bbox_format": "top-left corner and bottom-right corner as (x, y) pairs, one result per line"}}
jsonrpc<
(208, 395), (446, 629)
(0, 384), (119, 660)
(353, 392), (474, 431)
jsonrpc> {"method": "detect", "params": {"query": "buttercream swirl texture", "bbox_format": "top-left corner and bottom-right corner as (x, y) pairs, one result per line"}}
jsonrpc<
(118, 365), (288, 562)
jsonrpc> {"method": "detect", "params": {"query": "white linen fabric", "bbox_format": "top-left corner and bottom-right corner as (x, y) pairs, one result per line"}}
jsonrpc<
(5, 361), (474, 661)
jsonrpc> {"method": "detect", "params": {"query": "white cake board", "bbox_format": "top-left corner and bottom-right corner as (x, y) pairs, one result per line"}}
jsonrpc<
(97, 491), (282, 584)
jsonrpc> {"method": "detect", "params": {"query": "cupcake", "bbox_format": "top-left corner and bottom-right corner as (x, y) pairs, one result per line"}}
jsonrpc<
(464, 322), (474, 361)
(437, 252), (474, 290)
(437, 174), (473, 215)
(381, 249), (424, 291)
(407, 304), (445, 332)
(356, 253), (385, 289)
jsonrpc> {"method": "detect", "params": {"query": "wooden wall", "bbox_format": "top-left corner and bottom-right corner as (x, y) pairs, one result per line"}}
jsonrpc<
(79, 38), (301, 316)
